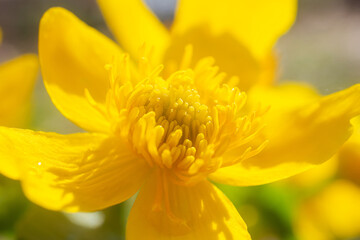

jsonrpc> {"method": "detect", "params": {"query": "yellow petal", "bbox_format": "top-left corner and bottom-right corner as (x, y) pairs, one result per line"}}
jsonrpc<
(210, 83), (360, 186)
(0, 54), (38, 127)
(338, 116), (360, 184)
(257, 52), (278, 86)
(97, 0), (170, 63)
(127, 173), (250, 240)
(295, 180), (360, 240)
(172, 0), (297, 60)
(39, 7), (123, 133)
(288, 156), (338, 187)
(0, 127), (150, 212)
(163, 26), (260, 91)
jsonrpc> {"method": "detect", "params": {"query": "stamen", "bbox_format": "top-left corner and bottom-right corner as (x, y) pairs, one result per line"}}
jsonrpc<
(96, 48), (268, 187)
(179, 44), (193, 70)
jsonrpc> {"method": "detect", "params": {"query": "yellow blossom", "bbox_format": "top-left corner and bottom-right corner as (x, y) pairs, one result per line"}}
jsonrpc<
(0, 28), (39, 127)
(95, 0), (360, 184)
(0, 3), (360, 240)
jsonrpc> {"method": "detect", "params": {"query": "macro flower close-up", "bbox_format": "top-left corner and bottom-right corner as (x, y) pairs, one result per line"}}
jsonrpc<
(0, 0), (359, 239)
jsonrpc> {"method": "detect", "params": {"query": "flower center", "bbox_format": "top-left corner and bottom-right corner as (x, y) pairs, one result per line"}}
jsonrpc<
(85, 47), (268, 186)
(128, 74), (220, 185)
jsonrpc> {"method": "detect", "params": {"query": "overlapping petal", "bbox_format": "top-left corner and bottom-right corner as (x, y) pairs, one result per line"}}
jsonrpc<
(172, 0), (297, 60)
(97, 0), (170, 63)
(338, 116), (360, 184)
(210, 83), (360, 186)
(39, 7), (123, 133)
(127, 173), (250, 240)
(0, 54), (38, 127)
(0, 127), (150, 212)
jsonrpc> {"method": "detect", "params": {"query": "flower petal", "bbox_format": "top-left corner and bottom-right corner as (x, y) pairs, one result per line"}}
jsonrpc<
(39, 7), (123, 133)
(127, 173), (250, 240)
(172, 0), (297, 60)
(163, 26), (260, 91)
(97, 0), (170, 63)
(289, 156), (338, 187)
(210, 83), (360, 186)
(258, 52), (278, 86)
(338, 116), (360, 184)
(0, 54), (38, 127)
(0, 127), (150, 212)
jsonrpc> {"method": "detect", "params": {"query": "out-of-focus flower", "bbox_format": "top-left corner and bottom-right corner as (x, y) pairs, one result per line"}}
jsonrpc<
(294, 118), (360, 240)
(0, 28), (38, 127)
(0, 27), (38, 237)
(295, 180), (360, 240)
(0, 2), (359, 240)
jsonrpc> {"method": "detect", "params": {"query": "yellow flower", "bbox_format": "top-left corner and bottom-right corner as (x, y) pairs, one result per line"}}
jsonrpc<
(0, 2), (359, 240)
(0, 28), (38, 127)
(96, 0), (360, 184)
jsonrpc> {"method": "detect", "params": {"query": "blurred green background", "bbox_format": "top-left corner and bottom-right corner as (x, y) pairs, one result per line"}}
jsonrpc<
(0, 0), (359, 239)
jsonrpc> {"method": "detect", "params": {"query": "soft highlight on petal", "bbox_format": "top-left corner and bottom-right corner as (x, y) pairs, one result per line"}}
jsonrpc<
(39, 7), (123, 133)
(0, 54), (38, 127)
(127, 173), (250, 240)
(211, 84), (360, 186)
(97, 0), (170, 63)
(172, 0), (297, 60)
(0, 127), (150, 212)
